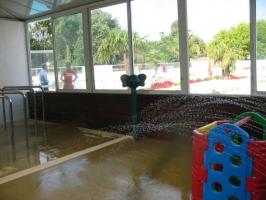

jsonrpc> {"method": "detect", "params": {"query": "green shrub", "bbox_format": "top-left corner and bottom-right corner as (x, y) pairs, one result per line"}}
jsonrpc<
(204, 77), (213, 81)
(214, 75), (223, 80)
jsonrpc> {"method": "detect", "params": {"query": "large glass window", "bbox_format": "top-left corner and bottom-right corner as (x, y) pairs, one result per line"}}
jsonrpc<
(256, 0), (266, 92)
(28, 0), (264, 96)
(91, 3), (129, 90)
(131, 0), (180, 91)
(28, 18), (55, 91)
(54, 13), (86, 90)
(188, 0), (250, 94)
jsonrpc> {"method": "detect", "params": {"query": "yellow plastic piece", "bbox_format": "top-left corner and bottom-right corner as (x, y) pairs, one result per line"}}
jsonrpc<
(197, 121), (218, 134)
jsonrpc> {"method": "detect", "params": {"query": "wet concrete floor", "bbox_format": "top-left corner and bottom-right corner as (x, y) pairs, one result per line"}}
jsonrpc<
(0, 120), (192, 200)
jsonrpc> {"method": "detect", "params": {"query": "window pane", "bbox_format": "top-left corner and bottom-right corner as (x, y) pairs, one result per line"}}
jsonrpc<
(29, 18), (55, 91)
(30, 0), (52, 15)
(91, 4), (128, 90)
(256, 0), (266, 92)
(188, 0), (250, 95)
(132, 0), (180, 91)
(54, 13), (86, 90)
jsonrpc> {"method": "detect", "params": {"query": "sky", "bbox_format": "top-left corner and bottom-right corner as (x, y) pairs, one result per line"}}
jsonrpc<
(187, 0), (250, 42)
(101, 0), (266, 42)
(257, 0), (266, 20)
(30, 1), (51, 15)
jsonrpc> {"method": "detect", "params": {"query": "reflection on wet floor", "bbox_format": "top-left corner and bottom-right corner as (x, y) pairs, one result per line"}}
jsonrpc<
(0, 120), (192, 200)
(0, 120), (122, 176)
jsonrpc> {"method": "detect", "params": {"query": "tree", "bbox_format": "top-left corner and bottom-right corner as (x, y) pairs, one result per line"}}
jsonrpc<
(207, 23), (249, 77)
(54, 13), (82, 66)
(145, 41), (164, 75)
(95, 28), (146, 75)
(188, 32), (206, 59)
(29, 19), (53, 50)
(210, 42), (244, 76)
(229, 23), (250, 58)
(145, 20), (206, 66)
(72, 27), (85, 66)
(29, 19), (53, 68)
(160, 20), (180, 62)
(91, 9), (120, 61)
(159, 33), (179, 62)
(145, 20), (180, 74)
(154, 20), (206, 62)
(257, 20), (266, 59)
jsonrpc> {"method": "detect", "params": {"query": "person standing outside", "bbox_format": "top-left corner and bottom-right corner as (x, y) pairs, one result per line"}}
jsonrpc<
(60, 62), (78, 89)
(39, 62), (49, 91)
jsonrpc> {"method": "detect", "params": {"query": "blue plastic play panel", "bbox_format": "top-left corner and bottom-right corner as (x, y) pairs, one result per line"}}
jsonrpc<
(203, 123), (253, 200)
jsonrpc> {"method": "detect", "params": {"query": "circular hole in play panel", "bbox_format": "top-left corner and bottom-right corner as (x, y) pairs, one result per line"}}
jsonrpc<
(228, 196), (239, 200)
(212, 182), (222, 192)
(230, 155), (242, 166)
(230, 176), (241, 186)
(231, 134), (243, 145)
(214, 142), (224, 153)
(211, 163), (224, 172)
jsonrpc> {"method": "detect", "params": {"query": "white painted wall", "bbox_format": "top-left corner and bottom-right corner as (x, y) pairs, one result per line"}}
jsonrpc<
(0, 19), (29, 123)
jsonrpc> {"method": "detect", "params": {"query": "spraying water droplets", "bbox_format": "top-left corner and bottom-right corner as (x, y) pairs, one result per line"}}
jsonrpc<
(102, 95), (266, 142)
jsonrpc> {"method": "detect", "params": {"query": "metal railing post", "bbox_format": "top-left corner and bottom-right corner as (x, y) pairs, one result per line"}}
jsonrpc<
(0, 90), (29, 150)
(0, 95), (16, 160)
(1, 98), (7, 131)
(3, 87), (38, 138)
(3, 86), (46, 132)
(30, 86), (46, 132)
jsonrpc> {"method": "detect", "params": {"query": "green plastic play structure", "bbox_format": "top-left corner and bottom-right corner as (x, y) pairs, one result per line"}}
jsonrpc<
(231, 111), (266, 141)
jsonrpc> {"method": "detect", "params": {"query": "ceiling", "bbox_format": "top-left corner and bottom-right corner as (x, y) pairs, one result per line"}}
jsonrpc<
(0, 0), (105, 21)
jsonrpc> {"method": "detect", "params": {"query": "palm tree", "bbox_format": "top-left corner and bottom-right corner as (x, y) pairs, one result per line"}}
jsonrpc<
(95, 28), (146, 75)
(209, 42), (243, 77)
(207, 24), (249, 77)
(188, 33), (206, 59)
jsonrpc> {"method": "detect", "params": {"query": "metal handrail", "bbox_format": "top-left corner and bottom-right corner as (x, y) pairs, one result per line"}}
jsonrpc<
(0, 90), (29, 150)
(0, 95), (15, 160)
(2, 87), (37, 137)
(1, 98), (6, 131)
(3, 86), (46, 137)
(29, 86), (46, 131)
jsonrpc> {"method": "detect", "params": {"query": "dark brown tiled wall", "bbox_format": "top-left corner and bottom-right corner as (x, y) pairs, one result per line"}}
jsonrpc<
(29, 93), (163, 129)
(28, 92), (266, 141)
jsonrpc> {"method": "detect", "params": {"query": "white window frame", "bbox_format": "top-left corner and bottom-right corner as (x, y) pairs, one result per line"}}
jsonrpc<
(25, 0), (264, 96)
